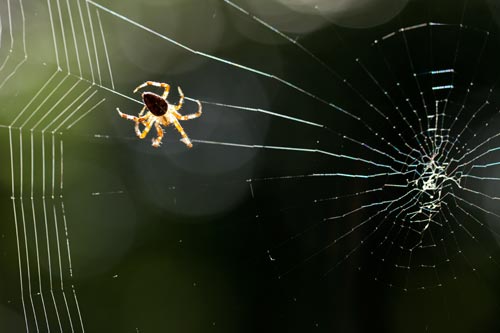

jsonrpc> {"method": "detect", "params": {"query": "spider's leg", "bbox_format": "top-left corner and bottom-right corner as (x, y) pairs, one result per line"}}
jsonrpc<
(152, 122), (164, 148)
(172, 118), (193, 148)
(174, 87), (185, 111)
(161, 85), (171, 99)
(138, 118), (155, 139)
(134, 106), (149, 135)
(133, 81), (171, 97)
(173, 99), (202, 120)
(117, 108), (149, 122)
(138, 105), (147, 117)
(135, 112), (152, 137)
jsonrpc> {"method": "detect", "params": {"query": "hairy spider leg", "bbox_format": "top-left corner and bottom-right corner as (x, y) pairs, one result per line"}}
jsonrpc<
(138, 118), (155, 139)
(173, 99), (202, 120)
(135, 113), (153, 137)
(138, 105), (147, 117)
(161, 85), (171, 99)
(171, 118), (193, 148)
(117, 108), (149, 123)
(152, 122), (164, 148)
(135, 106), (149, 136)
(133, 81), (171, 99)
(174, 87), (185, 111)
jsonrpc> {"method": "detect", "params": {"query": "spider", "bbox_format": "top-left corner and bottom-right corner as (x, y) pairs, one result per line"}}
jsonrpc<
(117, 81), (202, 148)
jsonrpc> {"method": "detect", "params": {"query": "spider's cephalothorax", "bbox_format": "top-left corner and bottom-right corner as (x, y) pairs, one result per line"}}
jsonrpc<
(117, 81), (202, 148)
(142, 92), (168, 116)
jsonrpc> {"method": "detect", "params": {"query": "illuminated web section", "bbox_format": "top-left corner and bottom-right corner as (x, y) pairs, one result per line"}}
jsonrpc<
(0, 0), (26, 90)
(1, 0), (110, 331)
(237, 20), (500, 290)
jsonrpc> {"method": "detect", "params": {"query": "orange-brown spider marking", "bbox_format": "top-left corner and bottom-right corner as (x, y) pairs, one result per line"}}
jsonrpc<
(117, 81), (202, 148)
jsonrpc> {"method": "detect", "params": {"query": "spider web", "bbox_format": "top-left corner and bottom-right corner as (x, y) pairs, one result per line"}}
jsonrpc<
(1, 0), (500, 332)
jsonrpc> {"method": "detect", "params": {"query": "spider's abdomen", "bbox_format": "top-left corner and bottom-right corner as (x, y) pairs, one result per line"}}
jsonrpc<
(143, 92), (168, 116)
